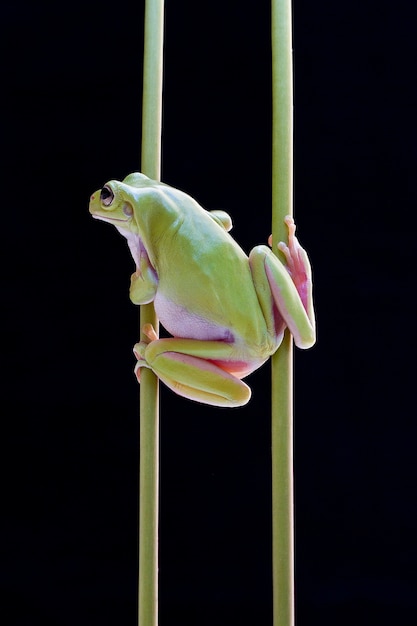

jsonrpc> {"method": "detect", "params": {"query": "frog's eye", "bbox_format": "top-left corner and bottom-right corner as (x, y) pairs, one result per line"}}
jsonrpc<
(100, 185), (114, 207)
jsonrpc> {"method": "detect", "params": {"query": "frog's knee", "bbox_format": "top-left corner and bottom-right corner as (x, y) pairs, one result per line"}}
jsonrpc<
(251, 244), (270, 255)
(231, 381), (252, 407)
(249, 245), (270, 261)
(249, 245), (274, 273)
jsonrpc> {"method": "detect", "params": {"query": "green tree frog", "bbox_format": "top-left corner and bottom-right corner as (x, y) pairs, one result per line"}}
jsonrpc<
(89, 173), (315, 407)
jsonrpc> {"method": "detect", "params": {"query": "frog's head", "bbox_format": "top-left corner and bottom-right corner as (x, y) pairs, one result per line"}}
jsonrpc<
(89, 172), (184, 269)
(89, 172), (163, 233)
(89, 179), (137, 231)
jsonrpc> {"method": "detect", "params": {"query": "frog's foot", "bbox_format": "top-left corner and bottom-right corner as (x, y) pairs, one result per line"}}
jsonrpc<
(132, 342), (148, 383)
(132, 324), (159, 382)
(265, 216), (313, 315)
(267, 216), (299, 259)
(277, 215), (309, 288)
(266, 217), (307, 281)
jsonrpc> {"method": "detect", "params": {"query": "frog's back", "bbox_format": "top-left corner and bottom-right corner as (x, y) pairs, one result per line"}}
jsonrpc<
(153, 192), (272, 350)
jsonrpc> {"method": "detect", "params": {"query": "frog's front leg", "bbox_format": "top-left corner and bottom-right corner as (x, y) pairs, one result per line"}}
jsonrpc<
(133, 325), (251, 407)
(250, 216), (316, 349)
(129, 254), (158, 305)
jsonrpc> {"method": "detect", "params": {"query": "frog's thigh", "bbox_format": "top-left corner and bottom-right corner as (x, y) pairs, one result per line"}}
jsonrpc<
(249, 245), (315, 349)
(138, 338), (251, 407)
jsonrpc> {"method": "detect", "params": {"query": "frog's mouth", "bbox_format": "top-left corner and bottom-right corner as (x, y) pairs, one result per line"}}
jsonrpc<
(91, 213), (131, 224)
(89, 197), (134, 225)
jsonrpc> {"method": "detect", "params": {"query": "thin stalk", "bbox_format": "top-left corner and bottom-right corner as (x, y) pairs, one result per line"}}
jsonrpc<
(271, 1), (295, 626)
(138, 1), (164, 625)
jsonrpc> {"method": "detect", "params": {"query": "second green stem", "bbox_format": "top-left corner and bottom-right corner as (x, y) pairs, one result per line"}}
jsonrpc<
(271, 0), (295, 625)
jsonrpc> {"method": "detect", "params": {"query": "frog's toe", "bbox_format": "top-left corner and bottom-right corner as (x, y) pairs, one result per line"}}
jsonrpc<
(284, 214), (296, 234)
(277, 241), (294, 273)
(133, 341), (148, 361)
(142, 323), (158, 341)
(133, 347), (152, 384)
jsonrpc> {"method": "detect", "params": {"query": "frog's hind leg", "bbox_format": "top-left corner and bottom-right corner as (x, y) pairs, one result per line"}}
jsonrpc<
(156, 353), (251, 407)
(133, 337), (251, 407)
(249, 237), (315, 349)
(248, 245), (286, 344)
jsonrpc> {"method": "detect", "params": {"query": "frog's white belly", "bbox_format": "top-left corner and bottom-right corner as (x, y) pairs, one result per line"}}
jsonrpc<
(154, 292), (235, 342)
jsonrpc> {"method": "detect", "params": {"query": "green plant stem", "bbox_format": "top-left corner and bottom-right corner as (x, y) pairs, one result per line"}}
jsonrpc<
(138, 1), (164, 625)
(271, 1), (294, 626)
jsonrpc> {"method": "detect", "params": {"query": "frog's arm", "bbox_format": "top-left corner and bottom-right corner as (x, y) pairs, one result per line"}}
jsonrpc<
(250, 216), (316, 349)
(133, 325), (251, 407)
(129, 245), (158, 304)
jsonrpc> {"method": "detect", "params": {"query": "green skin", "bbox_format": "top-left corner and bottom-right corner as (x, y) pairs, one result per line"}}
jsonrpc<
(89, 172), (315, 407)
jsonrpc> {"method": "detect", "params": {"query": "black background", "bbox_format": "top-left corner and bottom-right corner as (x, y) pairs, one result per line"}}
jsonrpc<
(3, 1), (416, 625)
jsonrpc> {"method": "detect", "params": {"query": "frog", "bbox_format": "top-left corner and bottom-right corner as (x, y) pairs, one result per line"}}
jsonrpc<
(89, 172), (315, 407)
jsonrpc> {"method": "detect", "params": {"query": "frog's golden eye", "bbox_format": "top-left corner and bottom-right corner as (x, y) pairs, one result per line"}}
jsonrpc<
(100, 185), (114, 207)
